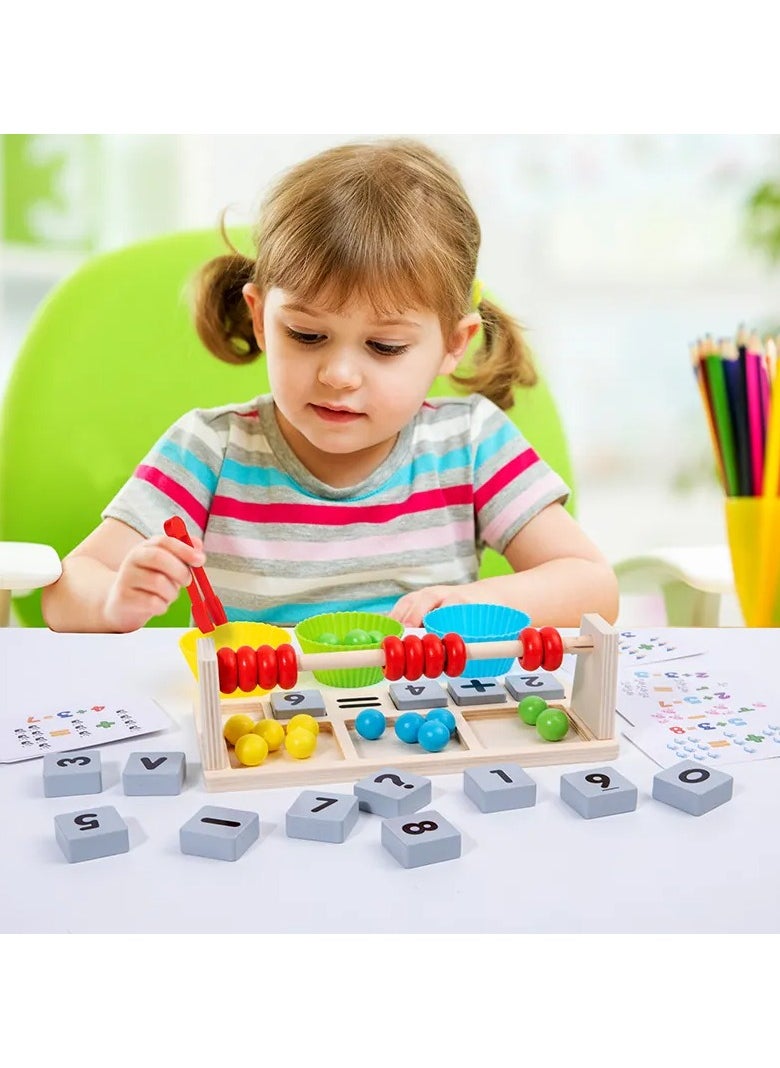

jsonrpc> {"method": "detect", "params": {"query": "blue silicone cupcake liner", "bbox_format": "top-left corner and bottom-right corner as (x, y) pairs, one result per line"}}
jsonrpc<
(422, 603), (531, 677)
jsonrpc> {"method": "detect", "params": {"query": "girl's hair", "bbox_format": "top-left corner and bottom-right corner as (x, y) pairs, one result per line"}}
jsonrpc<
(193, 138), (537, 410)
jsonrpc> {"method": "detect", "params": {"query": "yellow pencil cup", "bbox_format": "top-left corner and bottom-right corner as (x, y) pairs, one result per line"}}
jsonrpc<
(724, 497), (780, 626)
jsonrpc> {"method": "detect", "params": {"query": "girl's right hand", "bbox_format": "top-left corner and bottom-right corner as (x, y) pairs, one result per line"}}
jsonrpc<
(103, 533), (206, 632)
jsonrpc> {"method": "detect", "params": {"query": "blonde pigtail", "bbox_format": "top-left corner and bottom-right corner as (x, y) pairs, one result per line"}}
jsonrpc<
(451, 296), (538, 410)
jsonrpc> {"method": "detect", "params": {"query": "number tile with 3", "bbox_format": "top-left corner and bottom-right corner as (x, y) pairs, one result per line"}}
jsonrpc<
(43, 750), (103, 797)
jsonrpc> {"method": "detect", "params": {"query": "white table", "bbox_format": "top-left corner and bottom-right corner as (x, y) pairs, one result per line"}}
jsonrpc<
(1, 626), (778, 934)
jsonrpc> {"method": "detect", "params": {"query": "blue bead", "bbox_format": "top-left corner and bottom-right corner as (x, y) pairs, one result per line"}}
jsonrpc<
(425, 708), (456, 734)
(417, 720), (450, 753)
(355, 709), (386, 740)
(394, 712), (425, 744)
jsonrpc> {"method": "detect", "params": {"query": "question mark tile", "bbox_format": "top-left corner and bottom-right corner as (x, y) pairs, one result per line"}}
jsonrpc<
(54, 806), (129, 863)
(354, 767), (432, 817)
(269, 689), (327, 718)
(560, 766), (638, 820)
(381, 810), (461, 868)
(652, 760), (733, 816)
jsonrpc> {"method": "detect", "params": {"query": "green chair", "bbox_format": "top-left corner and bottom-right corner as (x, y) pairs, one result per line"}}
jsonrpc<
(0, 229), (576, 628)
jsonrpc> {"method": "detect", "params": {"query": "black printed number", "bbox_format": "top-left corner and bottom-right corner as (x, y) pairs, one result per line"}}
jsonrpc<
(57, 756), (91, 767)
(401, 820), (438, 835)
(74, 813), (99, 831)
(311, 797), (338, 813)
(585, 773), (612, 790)
(679, 767), (710, 785)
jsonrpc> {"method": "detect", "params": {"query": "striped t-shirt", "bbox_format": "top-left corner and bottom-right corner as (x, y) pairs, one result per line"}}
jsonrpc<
(102, 393), (569, 626)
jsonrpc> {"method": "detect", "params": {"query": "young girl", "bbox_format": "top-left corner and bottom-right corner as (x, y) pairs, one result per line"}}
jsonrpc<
(42, 138), (618, 634)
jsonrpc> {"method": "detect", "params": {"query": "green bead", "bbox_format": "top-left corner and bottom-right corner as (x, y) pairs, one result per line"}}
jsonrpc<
(518, 695), (548, 725)
(317, 632), (340, 646)
(536, 708), (570, 741)
(344, 628), (372, 646)
(367, 629), (386, 644)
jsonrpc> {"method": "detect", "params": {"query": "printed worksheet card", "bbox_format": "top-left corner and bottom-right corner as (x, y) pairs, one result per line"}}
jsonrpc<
(617, 630), (709, 665)
(0, 697), (173, 763)
(617, 663), (780, 767)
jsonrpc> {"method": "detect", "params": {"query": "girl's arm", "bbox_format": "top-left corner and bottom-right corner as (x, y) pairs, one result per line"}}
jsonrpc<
(41, 517), (204, 633)
(389, 502), (619, 628)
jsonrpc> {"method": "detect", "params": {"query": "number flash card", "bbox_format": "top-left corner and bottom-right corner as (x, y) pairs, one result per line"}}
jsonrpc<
(0, 697), (173, 763)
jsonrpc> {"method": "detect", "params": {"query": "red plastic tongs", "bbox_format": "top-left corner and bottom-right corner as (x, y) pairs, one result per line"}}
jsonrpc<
(163, 515), (227, 634)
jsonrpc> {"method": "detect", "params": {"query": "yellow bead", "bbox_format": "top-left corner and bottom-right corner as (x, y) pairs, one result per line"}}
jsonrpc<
(285, 727), (317, 759)
(234, 733), (269, 767)
(252, 719), (285, 752)
(287, 713), (320, 737)
(223, 714), (256, 746)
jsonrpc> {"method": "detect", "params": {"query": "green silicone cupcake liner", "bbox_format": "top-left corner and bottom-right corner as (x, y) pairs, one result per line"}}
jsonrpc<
(295, 610), (404, 688)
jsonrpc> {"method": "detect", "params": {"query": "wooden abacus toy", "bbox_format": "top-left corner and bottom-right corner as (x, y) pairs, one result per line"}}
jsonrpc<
(193, 614), (619, 793)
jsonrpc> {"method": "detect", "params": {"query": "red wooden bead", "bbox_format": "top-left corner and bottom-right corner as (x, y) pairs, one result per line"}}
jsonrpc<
(276, 643), (298, 690)
(217, 646), (238, 694)
(236, 645), (258, 692)
(539, 626), (564, 671)
(442, 632), (467, 677)
(382, 635), (405, 681)
(402, 634), (424, 681)
(255, 644), (278, 691)
(520, 627), (543, 671)
(421, 633), (445, 678)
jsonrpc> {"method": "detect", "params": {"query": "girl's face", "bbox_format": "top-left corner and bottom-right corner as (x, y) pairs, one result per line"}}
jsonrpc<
(243, 285), (480, 486)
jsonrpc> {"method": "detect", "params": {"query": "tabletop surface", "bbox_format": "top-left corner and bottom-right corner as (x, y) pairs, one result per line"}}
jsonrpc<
(1, 625), (778, 934)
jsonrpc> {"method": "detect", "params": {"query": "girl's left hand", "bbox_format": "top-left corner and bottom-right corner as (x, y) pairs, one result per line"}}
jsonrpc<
(388, 584), (475, 628)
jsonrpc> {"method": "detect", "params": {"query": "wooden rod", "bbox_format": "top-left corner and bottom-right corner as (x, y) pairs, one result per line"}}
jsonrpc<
(297, 635), (594, 673)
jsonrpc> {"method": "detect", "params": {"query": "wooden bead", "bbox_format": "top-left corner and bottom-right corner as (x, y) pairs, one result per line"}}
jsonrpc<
(236, 645), (258, 692)
(402, 634), (424, 681)
(382, 635), (405, 681)
(539, 626), (564, 671)
(421, 633), (445, 678)
(216, 646), (238, 694)
(255, 644), (278, 691)
(275, 643), (298, 690)
(442, 632), (467, 677)
(520, 627), (543, 671)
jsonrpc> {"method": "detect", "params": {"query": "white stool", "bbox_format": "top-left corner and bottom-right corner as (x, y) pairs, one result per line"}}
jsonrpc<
(614, 545), (735, 627)
(0, 543), (62, 626)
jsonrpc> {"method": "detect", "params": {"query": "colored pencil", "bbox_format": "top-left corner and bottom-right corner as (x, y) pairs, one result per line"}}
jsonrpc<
(690, 340), (725, 488)
(722, 338), (752, 495)
(741, 330), (765, 495)
(702, 341), (740, 496)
